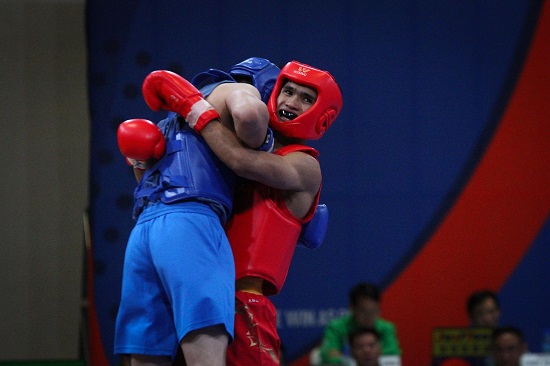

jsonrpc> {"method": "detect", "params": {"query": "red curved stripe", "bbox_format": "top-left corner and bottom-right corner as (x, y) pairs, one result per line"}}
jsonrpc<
(382, 3), (550, 366)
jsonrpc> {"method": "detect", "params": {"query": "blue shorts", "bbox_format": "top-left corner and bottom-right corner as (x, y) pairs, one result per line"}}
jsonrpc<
(114, 201), (235, 357)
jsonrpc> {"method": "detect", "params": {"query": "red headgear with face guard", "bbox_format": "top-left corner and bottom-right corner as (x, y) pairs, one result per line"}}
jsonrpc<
(267, 61), (343, 140)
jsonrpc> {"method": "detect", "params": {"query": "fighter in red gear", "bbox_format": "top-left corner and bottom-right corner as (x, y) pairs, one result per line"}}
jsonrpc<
(197, 61), (343, 365)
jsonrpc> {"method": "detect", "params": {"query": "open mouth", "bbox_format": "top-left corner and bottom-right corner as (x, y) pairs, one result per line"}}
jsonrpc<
(279, 110), (297, 120)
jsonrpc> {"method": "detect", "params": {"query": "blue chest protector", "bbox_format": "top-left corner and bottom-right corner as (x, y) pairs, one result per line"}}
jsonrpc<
(132, 114), (236, 223)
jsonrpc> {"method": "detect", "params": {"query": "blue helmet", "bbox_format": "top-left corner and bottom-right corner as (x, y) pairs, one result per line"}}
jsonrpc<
(229, 57), (280, 103)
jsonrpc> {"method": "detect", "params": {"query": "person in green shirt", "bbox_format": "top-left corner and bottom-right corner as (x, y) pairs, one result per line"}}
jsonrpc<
(320, 282), (401, 364)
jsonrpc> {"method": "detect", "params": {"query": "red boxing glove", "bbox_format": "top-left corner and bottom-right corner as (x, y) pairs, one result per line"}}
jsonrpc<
(142, 70), (220, 132)
(117, 119), (166, 169)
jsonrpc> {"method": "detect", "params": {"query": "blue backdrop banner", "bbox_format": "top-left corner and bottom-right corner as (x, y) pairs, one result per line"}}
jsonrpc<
(86, 1), (549, 365)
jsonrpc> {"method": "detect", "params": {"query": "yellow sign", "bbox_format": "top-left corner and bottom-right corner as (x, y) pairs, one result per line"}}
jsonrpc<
(432, 328), (492, 357)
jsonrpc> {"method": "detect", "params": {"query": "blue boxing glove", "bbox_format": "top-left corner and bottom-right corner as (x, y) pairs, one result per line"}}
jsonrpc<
(297, 204), (328, 249)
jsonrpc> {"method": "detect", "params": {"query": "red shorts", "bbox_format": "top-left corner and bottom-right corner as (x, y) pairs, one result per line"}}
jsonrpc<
(226, 291), (280, 366)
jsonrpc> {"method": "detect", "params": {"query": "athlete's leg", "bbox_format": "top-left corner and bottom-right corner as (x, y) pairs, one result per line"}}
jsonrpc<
(180, 324), (229, 366)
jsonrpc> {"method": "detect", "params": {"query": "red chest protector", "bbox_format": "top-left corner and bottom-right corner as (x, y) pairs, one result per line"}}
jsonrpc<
(224, 144), (321, 295)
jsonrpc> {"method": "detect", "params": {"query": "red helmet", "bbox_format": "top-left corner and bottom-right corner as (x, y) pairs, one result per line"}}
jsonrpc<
(267, 61), (343, 140)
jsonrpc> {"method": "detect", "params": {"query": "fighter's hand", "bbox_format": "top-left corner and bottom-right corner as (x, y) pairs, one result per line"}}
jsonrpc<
(117, 119), (166, 170)
(142, 70), (220, 132)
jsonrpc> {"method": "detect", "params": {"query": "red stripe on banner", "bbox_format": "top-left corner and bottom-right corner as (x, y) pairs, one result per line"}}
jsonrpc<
(382, 2), (550, 366)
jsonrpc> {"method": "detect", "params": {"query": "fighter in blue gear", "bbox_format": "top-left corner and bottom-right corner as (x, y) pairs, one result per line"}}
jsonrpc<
(115, 110), (237, 364)
(116, 59), (280, 365)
